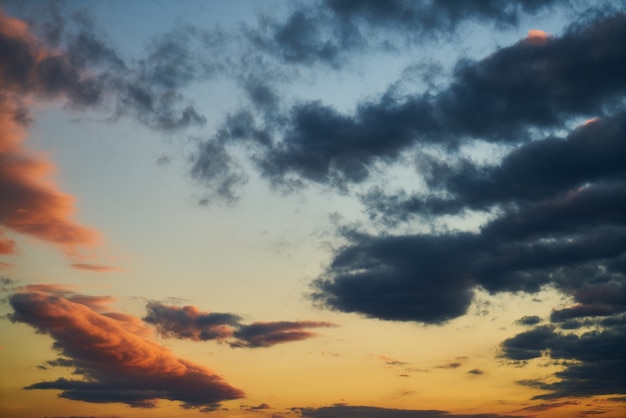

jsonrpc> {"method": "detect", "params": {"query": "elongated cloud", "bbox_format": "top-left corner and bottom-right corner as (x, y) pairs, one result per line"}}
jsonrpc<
(193, 12), (626, 192)
(0, 11), (106, 264)
(248, 0), (561, 68)
(144, 301), (336, 348)
(9, 286), (244, 409)
(0, 103), (102, 258)
(295, 405), (517, 418)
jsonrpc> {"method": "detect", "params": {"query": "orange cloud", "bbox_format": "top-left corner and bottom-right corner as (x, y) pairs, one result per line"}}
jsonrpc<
(525, 29), (551, 45)
(9, 286), (244, 409)
(0, 102), (101, 255)
(0, 10), (106, 265)
(0, 229), (16, 254)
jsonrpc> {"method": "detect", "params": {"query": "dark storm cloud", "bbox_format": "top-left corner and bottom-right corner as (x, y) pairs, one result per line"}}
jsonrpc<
(144, 301), (336, 348)
(232, 320), (336, 348)
(311, 106), (626, 322)
(193, 11), (626, 193)
(367, 112), (626, 223)
(295, 405), (516, 418)
(9, 286), (244, 409)
(248, 0), (562, 68)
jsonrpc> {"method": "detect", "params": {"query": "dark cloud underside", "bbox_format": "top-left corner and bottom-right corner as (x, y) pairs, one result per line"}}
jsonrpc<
(144, 301), (335, 348)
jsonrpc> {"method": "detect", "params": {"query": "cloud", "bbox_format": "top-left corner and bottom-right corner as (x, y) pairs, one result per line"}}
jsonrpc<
(232, 320), (336, 348)
(0, 6), (236, 264)
(8, 286), (244, 409)
(515, 400), (579, 412)
(244, 403), (271, 412)
(295, 404), (517, 418)
(310, 108), (626, 323)
(515, 315), (542, 326)
(144, 302), (241, 341)
(501, 319), (626, 399)
(247, 0), (561, 68)
(0, 10), (108, 264)
(144, 301), (336, 348)
(70, 263), (118, 273)
(0, 100), (102, 258)
(436, 362), (462, 370)
(193, 11), (626, 194)
(14, 6), (214, 132)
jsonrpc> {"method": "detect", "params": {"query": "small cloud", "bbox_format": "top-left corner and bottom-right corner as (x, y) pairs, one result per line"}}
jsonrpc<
(436, 362), (462, 369)
(155, 155), (172, 166)
(467, 369), (484, 376)
(375, 355), (409, 368)
(515, 315), (542, 326)
(525, 29), (551, 44)
(71, 263), (118, 272)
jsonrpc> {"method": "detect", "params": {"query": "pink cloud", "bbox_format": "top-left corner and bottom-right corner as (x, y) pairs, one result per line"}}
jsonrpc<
(0, 10), (111, 267)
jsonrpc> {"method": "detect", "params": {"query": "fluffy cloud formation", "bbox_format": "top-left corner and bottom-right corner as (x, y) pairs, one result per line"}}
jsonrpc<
(193, 11), (626, 193)
(311, 114), (626, 322)
(8, 285), (244, 409)
(144, 301), (336, 348)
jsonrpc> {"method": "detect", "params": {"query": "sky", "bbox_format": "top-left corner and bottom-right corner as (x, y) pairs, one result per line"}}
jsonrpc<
(0, 0), (625, 417)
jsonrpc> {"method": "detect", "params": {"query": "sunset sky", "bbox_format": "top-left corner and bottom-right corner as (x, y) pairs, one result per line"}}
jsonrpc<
(1, 1), (625, 417)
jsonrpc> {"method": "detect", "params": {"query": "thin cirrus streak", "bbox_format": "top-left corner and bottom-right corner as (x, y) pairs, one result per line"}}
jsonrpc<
(8, 285), (245, 410)
(0, 11), (111, 270)
(144, 301), (337, 348)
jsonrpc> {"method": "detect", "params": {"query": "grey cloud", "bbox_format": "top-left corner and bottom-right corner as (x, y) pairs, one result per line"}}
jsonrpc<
(295, 404), (517, 418)
(248, 0), (563, 68)
(193, 12), (626, 194)
(516, 315), (542, 326)
(502, 322), (626, 398)
(144, 301), (336, 348)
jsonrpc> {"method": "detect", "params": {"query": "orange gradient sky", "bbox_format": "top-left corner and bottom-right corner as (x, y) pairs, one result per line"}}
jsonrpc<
(1, 1), (625, 418)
